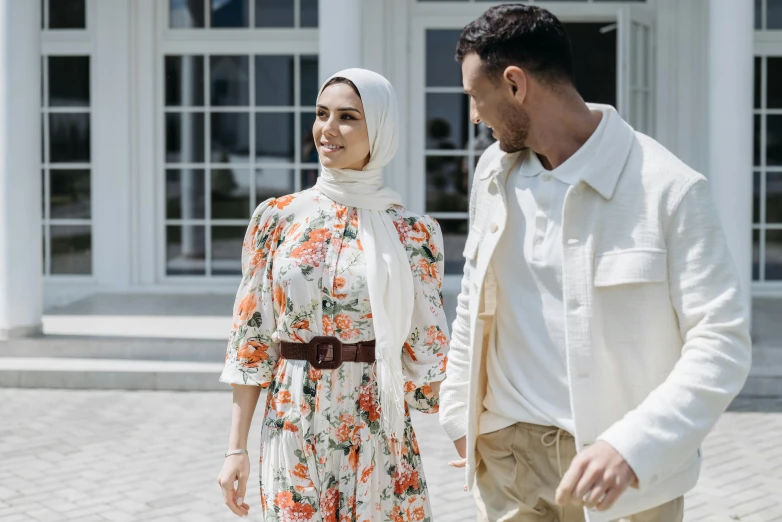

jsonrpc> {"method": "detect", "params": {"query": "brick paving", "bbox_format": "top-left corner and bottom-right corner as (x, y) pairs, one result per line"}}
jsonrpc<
(0, 390), (780, 522)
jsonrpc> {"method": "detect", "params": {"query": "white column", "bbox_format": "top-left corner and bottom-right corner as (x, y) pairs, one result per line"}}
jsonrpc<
(0, 0), (43, 339)
(708, 0), (754, 309)
(318, 0), (363, 84)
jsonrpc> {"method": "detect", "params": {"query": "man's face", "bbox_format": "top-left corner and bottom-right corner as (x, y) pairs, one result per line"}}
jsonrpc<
(462, 53), (529, 153)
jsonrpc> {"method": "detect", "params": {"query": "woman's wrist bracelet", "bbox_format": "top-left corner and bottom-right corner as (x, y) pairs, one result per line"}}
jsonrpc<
(225, 448), (249, 458)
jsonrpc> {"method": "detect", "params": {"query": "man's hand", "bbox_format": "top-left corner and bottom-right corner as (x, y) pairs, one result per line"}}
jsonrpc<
(449, 436), (467, 468)
(449, 436), (468, 492)
(555, 441), (638, 512)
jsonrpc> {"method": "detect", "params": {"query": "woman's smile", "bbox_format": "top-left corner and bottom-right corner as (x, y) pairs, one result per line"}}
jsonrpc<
(320, 142), (345, 154)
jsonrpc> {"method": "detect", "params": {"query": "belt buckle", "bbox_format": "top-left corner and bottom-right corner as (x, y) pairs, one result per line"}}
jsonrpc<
(308, 336), (342, 370)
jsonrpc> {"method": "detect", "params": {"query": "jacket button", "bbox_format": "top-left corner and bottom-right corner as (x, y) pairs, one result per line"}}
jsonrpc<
(490, 223), (499, 233)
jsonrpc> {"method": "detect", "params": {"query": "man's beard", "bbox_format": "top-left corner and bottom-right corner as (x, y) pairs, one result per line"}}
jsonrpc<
(496, 101), (530, 153)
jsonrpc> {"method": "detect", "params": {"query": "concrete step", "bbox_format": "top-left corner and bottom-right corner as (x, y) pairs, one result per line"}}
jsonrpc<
(1, 336), (226, 362)
(752, 345), (782, 366)
(0, 357), (228, 391)
(740, 359), (782, 397)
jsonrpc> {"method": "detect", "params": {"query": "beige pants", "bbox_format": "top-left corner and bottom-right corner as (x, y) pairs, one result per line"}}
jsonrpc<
(474, 423), (684, 522)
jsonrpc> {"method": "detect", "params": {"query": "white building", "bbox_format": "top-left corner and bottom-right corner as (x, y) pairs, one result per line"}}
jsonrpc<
(0, 0), (775, 339)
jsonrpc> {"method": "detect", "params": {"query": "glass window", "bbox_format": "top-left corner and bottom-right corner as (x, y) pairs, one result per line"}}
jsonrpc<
(255, 0), (294, 27)
(170, 0), (206, 28)
(767, 115), (782, 166)
(49, 114), (90, 163)
(256, 113), (295, 161)
(163, 54), (318, 277)
(166, 169), (206, 220)
(212, 226), (245, 274)
(170, 0), (317, 28)
(50, 170), (91, 219)
(426, 30), (463, 88)
(211, 112), (251, 162)
(48, 57), (89, 107)
(42, 55), (92, 276)
(426, 156), (470, 213)
(767, 173), (782, 224)
(757, 0), (763, 29)
(757, 0), (782, 30)
(300, 55), (320, 106)
(753, 229), (760, 281)
(769, 0), (782, 29)
(50, 225), (91, 274)
(210, 56), (250, 107)
(767, 58), (782, 108)
(211, 0), (249, 28)
(426, 94), (469, 150)
(45, 0), (86, 29)
(752, 55), (782, 282)
(211, 169), (251, 219)
(567, 23), (617, 106)
(754, 171), (762, 225)
(165, 56), (205, 107)
(255, 56), (295, 106)
(755, 57), (762, 109)
(301, 0), (319, 27)
(166, 225), (206, 275)
(766, 230), (782, 279)
(165, 112), (206, 163)
(300, 112), (318, 163)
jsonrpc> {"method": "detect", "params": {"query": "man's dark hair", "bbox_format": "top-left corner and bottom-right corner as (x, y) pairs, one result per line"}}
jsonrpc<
(456, 4), (574, 86)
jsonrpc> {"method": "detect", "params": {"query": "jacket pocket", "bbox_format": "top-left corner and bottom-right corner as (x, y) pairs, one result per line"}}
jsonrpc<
(594, 248), (667, 287)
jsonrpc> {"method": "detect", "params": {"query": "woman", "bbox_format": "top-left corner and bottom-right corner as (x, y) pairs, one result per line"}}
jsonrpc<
(216, 68), (450, 521)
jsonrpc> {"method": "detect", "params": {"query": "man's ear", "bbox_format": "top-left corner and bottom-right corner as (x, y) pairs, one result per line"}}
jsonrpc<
(504, 66), (527, 103)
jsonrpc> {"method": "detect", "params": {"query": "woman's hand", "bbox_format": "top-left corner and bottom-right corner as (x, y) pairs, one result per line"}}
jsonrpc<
(217, 454), (251, 517)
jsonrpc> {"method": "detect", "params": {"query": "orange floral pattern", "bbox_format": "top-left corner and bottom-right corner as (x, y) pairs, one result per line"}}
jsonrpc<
(219, 189), (449, 521)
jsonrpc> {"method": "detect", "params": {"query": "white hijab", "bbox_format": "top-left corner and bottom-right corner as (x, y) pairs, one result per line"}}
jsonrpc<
(314, 69), (413, 446)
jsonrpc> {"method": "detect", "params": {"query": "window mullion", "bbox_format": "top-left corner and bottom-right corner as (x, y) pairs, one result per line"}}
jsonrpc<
(250, 53), (257, 212)
(295, 54), (302, 192)
(205, 52), (212, 277)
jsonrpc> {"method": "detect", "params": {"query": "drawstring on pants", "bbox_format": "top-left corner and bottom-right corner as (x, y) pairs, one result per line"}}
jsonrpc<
(541, 428), (565, 478)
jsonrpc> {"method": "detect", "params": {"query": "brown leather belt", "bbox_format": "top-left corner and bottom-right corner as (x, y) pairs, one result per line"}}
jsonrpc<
(280, 336), (376, 370)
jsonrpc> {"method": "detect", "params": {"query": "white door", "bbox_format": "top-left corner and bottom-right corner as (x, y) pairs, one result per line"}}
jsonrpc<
(411, 7), (634, 284)
(618, 5), (656, 134)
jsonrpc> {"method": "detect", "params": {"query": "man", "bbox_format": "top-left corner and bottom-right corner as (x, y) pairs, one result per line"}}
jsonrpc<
(438, 4), (752, 522)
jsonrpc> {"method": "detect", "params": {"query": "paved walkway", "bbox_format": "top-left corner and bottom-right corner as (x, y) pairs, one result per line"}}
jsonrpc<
(0, 390), (780, 522)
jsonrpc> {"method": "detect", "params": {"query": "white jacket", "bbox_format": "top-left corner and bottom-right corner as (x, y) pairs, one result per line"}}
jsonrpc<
(438, 105), (752, 521)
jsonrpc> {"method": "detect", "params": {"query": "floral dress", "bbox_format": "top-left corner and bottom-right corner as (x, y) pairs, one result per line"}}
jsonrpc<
(219, 188), (450, 522)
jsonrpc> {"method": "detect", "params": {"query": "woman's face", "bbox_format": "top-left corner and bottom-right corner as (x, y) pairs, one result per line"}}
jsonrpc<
(313, 83), (371, 171)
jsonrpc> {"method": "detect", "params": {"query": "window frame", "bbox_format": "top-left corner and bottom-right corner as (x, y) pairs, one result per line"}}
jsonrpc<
(752, 43), (782, 290)
(40, 0), (96, 280)
(154, 0), (318, 283)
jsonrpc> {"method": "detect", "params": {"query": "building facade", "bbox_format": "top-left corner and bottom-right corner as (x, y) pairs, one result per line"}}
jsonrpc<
(0, 0), (774, 338)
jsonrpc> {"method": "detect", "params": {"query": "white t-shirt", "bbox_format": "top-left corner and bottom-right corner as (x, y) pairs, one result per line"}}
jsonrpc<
(481, 109), (608, 436)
